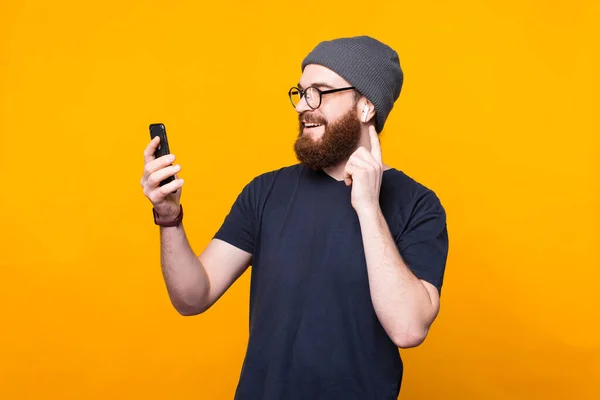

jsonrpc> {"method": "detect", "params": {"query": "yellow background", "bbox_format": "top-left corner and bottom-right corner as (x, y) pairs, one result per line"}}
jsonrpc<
(1, 0), (598, 398)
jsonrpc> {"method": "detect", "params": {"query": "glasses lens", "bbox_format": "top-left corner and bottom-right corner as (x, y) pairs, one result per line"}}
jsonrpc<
(305, 87), (320, 109)
(290, 88), (301, 107)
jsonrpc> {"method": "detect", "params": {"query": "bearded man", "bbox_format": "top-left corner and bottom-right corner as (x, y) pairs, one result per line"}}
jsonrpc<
(141, 35), (449, 399)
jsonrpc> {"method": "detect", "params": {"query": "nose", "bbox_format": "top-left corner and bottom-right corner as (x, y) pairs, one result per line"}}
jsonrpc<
(295, 95), (311, 114)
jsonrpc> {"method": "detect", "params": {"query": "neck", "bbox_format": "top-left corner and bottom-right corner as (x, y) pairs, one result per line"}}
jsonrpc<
(322, 161), (349, 181)
(322, 128), (390, 181)
(323, 161), (392, 181)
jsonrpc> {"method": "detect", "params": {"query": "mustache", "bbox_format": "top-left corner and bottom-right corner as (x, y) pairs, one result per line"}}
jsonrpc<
(299, 111), (327, 125)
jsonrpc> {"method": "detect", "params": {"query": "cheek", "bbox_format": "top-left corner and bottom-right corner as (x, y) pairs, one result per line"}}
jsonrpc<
(318, 106), (336, 124)
(312, 111), (330, 125)
(321, 99), (358, 124)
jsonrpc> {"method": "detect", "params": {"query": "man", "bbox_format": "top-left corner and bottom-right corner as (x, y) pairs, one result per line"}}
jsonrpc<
(141, 35), (449, 399)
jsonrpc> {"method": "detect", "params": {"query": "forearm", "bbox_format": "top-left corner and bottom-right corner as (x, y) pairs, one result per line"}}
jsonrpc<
(357, 207), (437, 347)
(159, 223), (211, 315)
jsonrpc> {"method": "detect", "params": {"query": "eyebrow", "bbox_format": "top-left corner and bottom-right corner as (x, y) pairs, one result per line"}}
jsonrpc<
(297, 82), (336, 90)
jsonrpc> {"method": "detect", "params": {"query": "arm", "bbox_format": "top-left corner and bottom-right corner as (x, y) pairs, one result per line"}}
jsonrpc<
(356, 207), (440, 348)
(159, 223), (251, 316)
(343, 126), (446, 348)
(141, 136), (253, 317)
(159, 173), (260, 315)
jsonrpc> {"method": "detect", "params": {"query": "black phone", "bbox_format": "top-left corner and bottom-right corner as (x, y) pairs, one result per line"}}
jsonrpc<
(149, 123), (175, 187)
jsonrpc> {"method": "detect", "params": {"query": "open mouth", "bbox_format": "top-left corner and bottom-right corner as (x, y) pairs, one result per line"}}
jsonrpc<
(303, 122), (324, 130)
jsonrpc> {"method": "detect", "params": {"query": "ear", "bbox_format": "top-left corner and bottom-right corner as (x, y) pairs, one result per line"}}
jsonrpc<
(358, 100), (376, 123)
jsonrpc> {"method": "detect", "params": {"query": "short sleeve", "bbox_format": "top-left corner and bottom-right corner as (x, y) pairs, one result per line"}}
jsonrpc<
(213, 178), (259, 255)
(396, 190), (449, 293)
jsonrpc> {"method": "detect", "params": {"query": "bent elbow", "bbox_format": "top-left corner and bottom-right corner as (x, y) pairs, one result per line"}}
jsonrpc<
(172, 299), (210, 316)
(175, 306), (204, 316)
(392, 328), (429, 349)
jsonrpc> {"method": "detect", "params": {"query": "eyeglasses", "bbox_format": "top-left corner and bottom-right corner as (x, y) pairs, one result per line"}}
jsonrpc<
(288, 86), (356, 109)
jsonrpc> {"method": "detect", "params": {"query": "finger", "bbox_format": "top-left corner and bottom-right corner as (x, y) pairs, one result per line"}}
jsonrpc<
(343, 163), (355, 186)
(144, 136), (161, 164)
(152, 153), (176, 170)
(148, 178), (184, 203)
(157, 178), (184, 197)
(143, 153), (175, 180)
(147, 164), (181, 188)
(352, 148), (380, 171)
(349, 155), (373, 171)
(354, 146), (377, 164)
(369, 126), (382, 164)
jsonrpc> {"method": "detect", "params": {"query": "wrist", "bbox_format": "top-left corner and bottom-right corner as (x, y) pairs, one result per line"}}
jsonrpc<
(355, 203), (381, 220)
(153, 204), (183, 227)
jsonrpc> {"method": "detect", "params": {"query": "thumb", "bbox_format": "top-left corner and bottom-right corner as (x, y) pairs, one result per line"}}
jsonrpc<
(344, 163), (353, 186)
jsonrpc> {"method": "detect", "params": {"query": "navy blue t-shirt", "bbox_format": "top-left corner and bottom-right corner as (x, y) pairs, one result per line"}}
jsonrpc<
(214, 163), (449, 400)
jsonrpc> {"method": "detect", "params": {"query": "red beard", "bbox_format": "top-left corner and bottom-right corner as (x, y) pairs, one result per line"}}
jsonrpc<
(294, 108), (362, 171)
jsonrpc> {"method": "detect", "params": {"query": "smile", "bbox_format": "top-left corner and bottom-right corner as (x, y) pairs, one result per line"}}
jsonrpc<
(303, 123), (323, 128)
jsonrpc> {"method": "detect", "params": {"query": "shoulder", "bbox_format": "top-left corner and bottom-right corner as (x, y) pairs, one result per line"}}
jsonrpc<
(381, 168), (446, 215)
(253, 163), (304, 181)
(382, 168), (441, 200)
(247, 163), (304, 187)
(240, 163), (305, 198)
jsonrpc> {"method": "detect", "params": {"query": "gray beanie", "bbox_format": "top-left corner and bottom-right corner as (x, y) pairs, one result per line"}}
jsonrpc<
(301, 35), (403, 133)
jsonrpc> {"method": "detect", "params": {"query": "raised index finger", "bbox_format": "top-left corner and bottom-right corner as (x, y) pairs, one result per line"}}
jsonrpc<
(369, 125), (382, 164)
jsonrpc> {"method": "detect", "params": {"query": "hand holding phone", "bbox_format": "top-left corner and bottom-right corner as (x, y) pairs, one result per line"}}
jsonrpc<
(141, 123), (184, 221)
